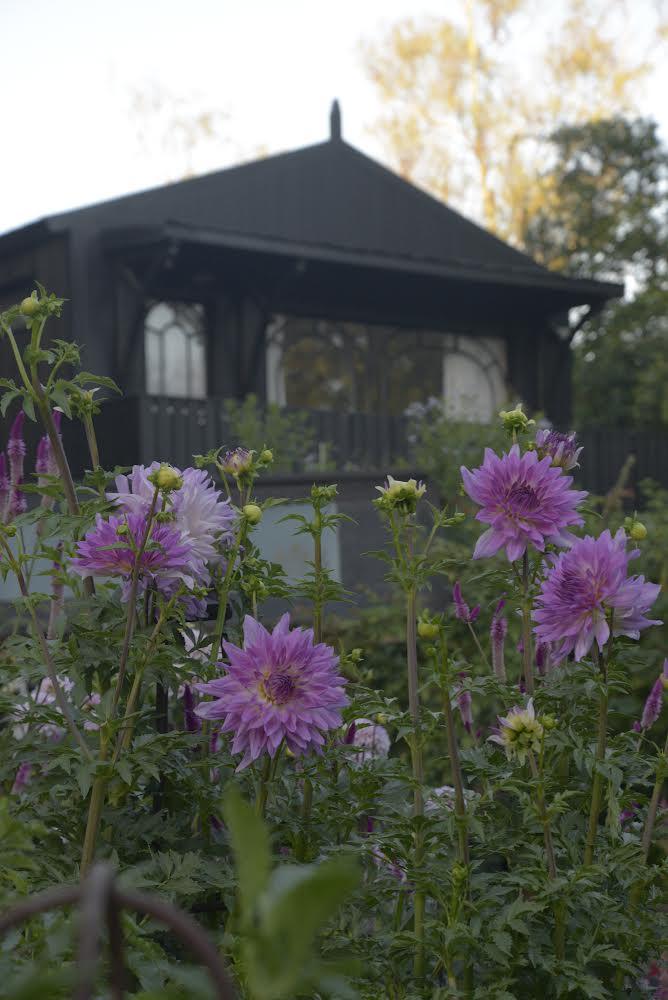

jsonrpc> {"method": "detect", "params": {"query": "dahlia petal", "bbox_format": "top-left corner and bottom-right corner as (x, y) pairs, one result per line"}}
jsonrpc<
(473, 529), (504, 560)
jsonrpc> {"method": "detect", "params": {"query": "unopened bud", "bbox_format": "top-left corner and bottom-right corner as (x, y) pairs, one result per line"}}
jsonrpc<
(243, 503), (262, 525)
(418, 620), (440, 640)
(19, 295), (39, 316)
(260, 449), (274, 464)
(630, 521), (647, 541)
(375, 713), (388, 725)
(499, 403), (534, 437)
(150, 464), (183, 492)
(2, 523), (17, 537)
(542, 714), (558, 731)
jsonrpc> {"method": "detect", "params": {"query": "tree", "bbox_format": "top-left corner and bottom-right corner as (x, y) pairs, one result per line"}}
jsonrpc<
(361, 0), (667, 245)
(525, 118), (668, 427)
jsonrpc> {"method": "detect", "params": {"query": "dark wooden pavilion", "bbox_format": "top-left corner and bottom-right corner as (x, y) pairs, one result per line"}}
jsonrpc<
(0, 103), (621, 471)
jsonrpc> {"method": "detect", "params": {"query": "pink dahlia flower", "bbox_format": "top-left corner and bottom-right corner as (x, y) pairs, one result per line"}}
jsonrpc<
(194, 613), (349, 771)
(461, 445), (587, 562)
(533, 529), (661, 662)
(70, 513), (194, 599)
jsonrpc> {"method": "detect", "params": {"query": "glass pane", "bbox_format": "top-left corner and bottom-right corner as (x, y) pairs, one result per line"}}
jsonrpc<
(144, 301), (207, 398)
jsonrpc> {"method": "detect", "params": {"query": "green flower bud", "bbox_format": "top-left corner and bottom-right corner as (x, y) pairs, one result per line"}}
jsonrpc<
(630, 521), (647, 541)
(149, 464), (183, 492)
(418, 620), (440, 640)
(2, 523), (17, 537)
(499, 403), (535, 437)
(243, 503), (263, 525)
(19, 295), (39, 316)
(259, 449), (274, 464)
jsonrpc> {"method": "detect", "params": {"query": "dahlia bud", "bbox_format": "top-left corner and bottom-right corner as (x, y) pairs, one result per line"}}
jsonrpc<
(418, 618), (440, 640)
(259, 448), (274, 464)
(533, 428), (582, 471)
(624, 514), (647, 541)
(221, 447), (254, 478)
(499, 403), (534, 437)
(19, 295), (39, 316)
(149, 463), (183, 492)
(242, 503), (262, 525)
(374, 475), (426, 515)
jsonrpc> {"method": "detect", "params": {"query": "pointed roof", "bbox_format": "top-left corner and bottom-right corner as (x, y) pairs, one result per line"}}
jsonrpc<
(1, 125), (621, 303)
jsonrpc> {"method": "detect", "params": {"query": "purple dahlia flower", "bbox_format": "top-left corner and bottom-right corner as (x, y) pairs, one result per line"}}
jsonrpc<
(108, 463), (235, 570)
(194, 613), (348, 771)
(461, 445), (587, 562)
(533, 529), (662, 662)
(70, 513), (194, 598)
(534, 429), (582, 471)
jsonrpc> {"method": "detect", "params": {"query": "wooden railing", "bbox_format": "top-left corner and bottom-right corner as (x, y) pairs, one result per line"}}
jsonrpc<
(92, 395), (668, 499)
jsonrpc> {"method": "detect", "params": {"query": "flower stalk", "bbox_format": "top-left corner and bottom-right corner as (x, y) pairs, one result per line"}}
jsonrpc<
(640, 732), (667, 862)
(584, 647), (609, 865)
(521, 551), (534, 694)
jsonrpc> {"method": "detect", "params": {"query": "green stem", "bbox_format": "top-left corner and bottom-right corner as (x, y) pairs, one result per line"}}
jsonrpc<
(83, 411), (101, 471)
(584, 650), (609, 866)
(80, 730), (109, 875)
(3, 325), (33, 392)
(466, 621), (490, 672)
(440, 643), (469, 867)
(210, 529), (244, 666)
(313, 506), (323, 644)
(406, 586), (425, 979)
(528, 749), (564, 959)
(296, 776), (313, 862)
(521, 551), (534, 694)
(255, 754), (272, 818)
(110, 488), (159, 715)
(640, 732), (668, 862)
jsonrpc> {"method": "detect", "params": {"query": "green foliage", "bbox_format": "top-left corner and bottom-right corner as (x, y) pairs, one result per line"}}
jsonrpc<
(525, 117), (668, 428)
(222, 394), (318, 472)
(0, 287), (666, 997)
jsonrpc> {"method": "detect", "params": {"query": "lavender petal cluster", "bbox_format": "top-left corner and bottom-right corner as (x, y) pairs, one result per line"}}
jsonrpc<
(533, 529), (661, 662)
(195, 613), (348, 771)
(534, 428), (583, 471)
(461, 445), (587, 562)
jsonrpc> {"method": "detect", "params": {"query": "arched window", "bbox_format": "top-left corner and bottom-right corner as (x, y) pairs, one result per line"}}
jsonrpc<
(144, 301), (207, 398)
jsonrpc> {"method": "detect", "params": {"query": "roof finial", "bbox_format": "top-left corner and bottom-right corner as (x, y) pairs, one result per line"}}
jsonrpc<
(329, 99), (342, 142)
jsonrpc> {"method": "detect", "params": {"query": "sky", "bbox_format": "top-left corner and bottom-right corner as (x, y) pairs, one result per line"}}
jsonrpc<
(2, 0), (667, 237)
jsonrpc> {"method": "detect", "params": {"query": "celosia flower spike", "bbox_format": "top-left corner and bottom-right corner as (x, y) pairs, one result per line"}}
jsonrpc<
(461, 444), (587, 562)
(533, 529), (661, 662)
(195, 613), (348, 771)
(454, 680), (473, 734)
(452, 581), (480, 624)
(639, 662), (667, 731)
(6, 411), (26, 520)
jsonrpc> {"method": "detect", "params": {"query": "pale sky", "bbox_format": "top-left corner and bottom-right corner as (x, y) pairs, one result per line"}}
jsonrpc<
(2, 0), (667, 237)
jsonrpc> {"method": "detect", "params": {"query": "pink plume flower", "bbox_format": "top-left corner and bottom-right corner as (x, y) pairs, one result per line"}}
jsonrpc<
(461, 444), (587, 562)
(7, 411), (26, 485)
(533, 529), (661, 662)
(452, 581), (480, 623)
(454, 680), (473, 734)
(195, 613), (348, 771)
(640, 661), (668, 731)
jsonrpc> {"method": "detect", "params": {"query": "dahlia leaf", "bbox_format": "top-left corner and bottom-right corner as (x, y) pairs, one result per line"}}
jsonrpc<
(222, 785), (270, 919)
